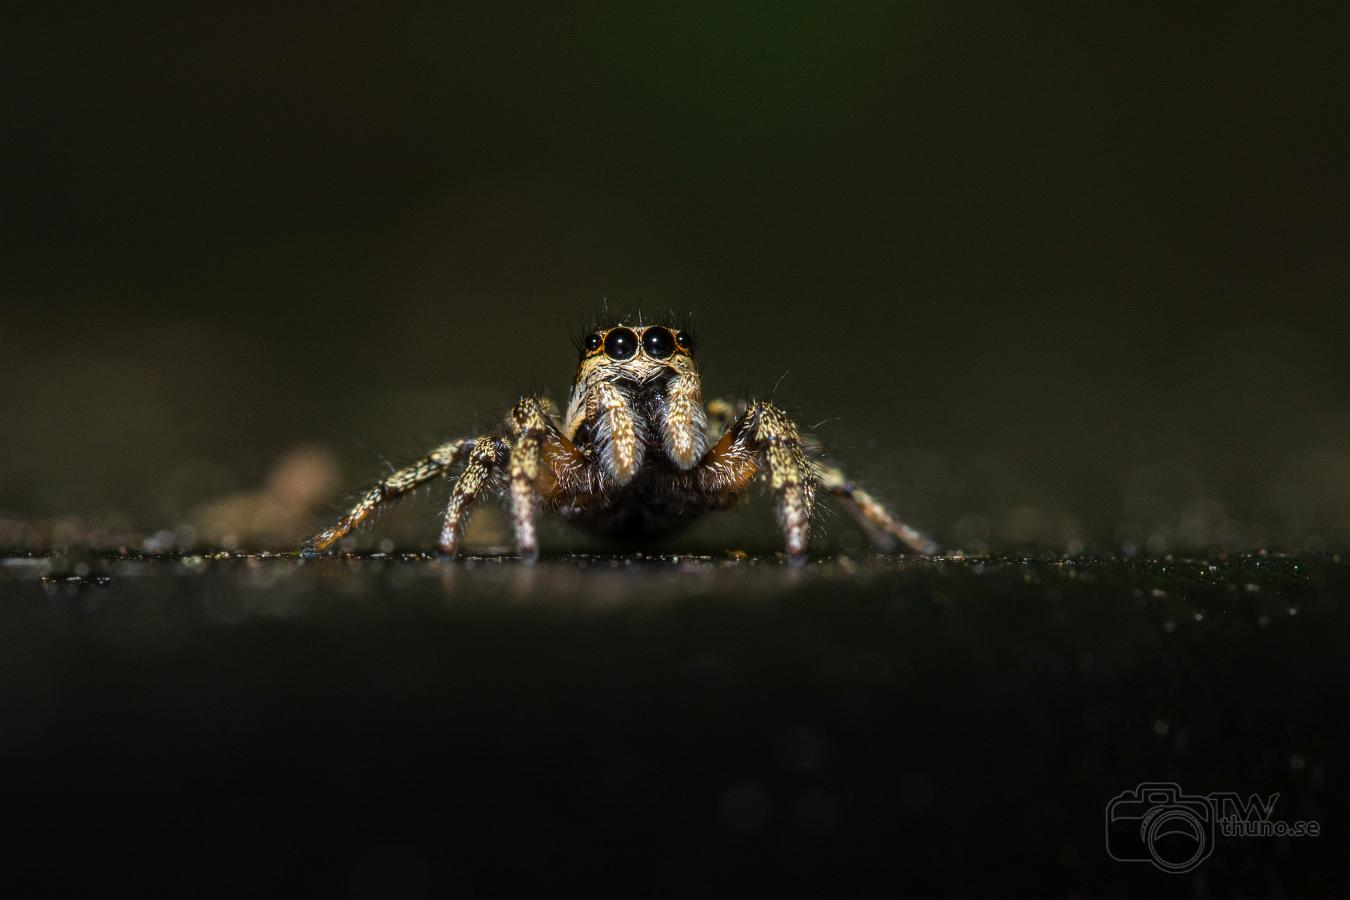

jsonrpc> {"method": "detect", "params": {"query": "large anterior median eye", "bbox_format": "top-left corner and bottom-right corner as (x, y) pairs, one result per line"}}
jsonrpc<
(604, 327), (638, 360)
(641, 327), (675, 359)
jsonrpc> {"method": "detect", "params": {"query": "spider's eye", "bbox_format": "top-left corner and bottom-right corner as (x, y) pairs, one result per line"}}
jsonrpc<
(674, 331), (692, 351)
(604, 327), (638, 361)
(641, 327), (675, 359)
(583, 333), (603, 354)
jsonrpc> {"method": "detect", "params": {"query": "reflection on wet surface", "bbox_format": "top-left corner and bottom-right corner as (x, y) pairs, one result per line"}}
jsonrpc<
(3, 549), (1326, 616)
(0, 551), (1345, 897)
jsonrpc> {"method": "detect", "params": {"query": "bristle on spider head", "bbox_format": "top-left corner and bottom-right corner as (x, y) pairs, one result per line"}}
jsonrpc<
(578, 305), (697, 337)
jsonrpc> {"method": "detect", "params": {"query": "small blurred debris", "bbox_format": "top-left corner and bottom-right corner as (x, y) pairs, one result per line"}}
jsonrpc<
(191, 446), (341, 550)
(0, 512), (143, 552)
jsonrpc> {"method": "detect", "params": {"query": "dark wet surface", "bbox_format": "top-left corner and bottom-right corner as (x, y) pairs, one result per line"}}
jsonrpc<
(2, 551), (1347, 898)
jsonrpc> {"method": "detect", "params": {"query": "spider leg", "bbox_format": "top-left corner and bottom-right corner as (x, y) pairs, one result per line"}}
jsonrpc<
(505, 395), (587, 562)
(704, 397), (745, 438)
(699, 400), (817, 560)
(816, 463), (939, 555)
(438, 436), (509, 556)
(302, 438), (473, 554)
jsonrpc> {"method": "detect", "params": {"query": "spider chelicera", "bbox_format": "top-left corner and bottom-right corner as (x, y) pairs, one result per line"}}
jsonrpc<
(303, 318), (937, 561)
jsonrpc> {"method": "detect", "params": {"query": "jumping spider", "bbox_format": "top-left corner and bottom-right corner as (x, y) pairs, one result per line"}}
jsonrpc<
(303, 318), (936, 561)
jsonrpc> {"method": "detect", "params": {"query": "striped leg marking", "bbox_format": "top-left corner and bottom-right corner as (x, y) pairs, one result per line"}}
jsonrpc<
(438, 436), (507, 557)
(302, 438), (471, 554)
(818, 463), (939, 555)
(712, 401), (817, 560)
(506, 396), (570, 562)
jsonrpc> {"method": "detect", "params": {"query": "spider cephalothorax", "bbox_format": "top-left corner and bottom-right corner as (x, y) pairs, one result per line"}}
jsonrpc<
(303, 318), (936, 561)
(566, 323), (708, 478)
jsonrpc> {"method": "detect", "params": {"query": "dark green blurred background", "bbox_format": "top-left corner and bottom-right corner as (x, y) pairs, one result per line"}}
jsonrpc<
(4, 2), (1347, 553)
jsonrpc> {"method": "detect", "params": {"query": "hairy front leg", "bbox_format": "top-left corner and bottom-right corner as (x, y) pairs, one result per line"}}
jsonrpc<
(506, 396), (585, 562)
(302, 438), (472, 554)
(817, 463), (939, 555)
(438, 436), (508, 556)
(701, 401), (817, 560)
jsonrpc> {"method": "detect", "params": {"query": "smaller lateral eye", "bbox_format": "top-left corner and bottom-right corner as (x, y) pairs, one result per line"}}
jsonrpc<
(583, 333), (603, 353)
(674, 331), (692, 351)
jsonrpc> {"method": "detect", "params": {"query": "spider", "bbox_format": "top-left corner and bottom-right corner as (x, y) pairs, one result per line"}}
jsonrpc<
(302, 318), (937, 562)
